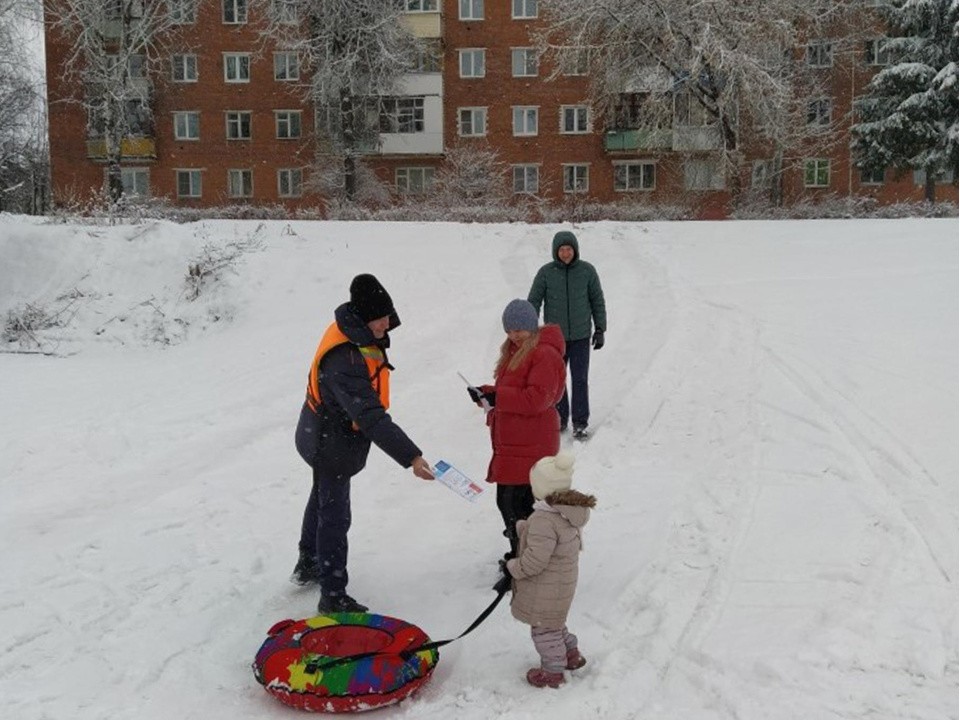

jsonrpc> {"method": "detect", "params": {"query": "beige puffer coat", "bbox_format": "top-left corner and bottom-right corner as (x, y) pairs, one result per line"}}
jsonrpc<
(506, 490), (595, 629)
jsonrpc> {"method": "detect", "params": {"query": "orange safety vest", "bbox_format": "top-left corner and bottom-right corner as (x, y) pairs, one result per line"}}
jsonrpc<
(305, 322), (391, 418)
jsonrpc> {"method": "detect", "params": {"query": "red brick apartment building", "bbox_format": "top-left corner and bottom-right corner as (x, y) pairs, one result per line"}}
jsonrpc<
(43, 0), (957, 215)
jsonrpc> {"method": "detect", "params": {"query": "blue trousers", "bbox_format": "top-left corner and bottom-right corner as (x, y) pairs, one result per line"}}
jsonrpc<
(299, 466), (352, 597)
(557, 337), (591, 428)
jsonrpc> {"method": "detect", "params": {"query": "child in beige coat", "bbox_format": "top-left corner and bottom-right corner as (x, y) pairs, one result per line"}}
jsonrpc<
(504, 451), (596, 688)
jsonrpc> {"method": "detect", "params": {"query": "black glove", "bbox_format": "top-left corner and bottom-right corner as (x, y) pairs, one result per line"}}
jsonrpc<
(467, 386), (484, 403)
(493, 559), (512, 593)
(592, 330), (605, 350)
(468, 386), (497, 407)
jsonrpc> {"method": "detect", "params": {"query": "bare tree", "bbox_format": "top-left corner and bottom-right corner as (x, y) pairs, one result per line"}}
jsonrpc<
(536, 0), (850, 205)
(44, 0), (189, 201)
(255, 0), (423, 201)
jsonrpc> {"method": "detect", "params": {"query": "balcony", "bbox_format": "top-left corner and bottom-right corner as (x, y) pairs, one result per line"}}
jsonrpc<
(604, 128), (672, 152)
(86, 136), (156, 160)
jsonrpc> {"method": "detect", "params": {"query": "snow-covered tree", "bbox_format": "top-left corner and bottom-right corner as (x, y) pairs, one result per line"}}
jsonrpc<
(851, 0), (958, 202)
(44, 0), (189, 201)
(256, 0), (423, 201)
(536, 0), (846, 204)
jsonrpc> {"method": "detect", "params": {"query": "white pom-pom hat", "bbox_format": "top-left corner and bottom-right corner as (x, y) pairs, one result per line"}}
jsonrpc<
(530, 451), (575, 500)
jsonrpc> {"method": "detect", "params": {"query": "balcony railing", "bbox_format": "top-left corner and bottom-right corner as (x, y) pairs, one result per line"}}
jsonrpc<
(86, 136), (156, 160)
(604, 125), (722, 152)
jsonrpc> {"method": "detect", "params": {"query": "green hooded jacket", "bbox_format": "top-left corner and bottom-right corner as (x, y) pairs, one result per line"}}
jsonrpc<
(527, 231), (606, 342)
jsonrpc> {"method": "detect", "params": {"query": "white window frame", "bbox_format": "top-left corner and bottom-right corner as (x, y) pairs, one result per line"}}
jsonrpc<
(512, 106), (538, 136)
(278, 168), (303, 197)
(559, 47), (589, 76)
(864, 38), (891, 66)
(171, 54), (197, 82)
(459, 0), (483, 20)
(806, 97), (831, 128)
(396, 167), (435, 194)
(168, 0), (196, 24)
(225, 111), (252, 139)
(614, 161), (656, 191)
(274, 52), (299, 81)
(560, 105), (590, 134)
(272, 0), (298, 24)
(223, 0), (247, 24)
(224, 53), (251, 83)
(275, 110), (302, 139)
(458, 107), (487, 137)
(380, 97), (425, 134)
(511, 48), (538, 77)
(405, 0), (438, 12)
(228, 169), (253, 198)
(173, 111), (200, 140)
(803, 158), (830, 188)
(684, 158), (725, 191)
(512, 0), (537, 19)
(459, 49), (485, 78)
(562, 164), (589, 193)
(860, 166), (885, 185)
(512, 164), (539, 194)
(806, 41), (833, 67)
(176, 169), (202, 198)
(120, 167), (150, 196)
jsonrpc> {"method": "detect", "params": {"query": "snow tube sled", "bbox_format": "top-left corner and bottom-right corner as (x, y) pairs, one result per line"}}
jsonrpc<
(253, 612), (439, 713)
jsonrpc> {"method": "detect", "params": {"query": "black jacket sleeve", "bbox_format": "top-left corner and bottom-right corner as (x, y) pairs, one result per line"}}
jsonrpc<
(319, 344), (422, 468)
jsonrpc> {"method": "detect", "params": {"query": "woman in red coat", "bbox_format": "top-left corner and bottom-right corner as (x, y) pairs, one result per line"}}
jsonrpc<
(470, 299), (566, 559)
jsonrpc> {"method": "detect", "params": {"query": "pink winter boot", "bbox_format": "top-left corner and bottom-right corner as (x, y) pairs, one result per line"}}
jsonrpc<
(566, 648), (587, 670)
(526, 667), (565, 688)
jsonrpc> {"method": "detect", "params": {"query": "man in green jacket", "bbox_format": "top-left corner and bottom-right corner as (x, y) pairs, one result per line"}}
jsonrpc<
(528, 230), (607, 439)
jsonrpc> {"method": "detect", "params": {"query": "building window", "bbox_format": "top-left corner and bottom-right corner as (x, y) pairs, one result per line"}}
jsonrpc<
(559, 47), (589, 76)
(562, 164), (589, 193)
(223, 0), (247, 23)
(228, 169), (253, 198)
(614, 161), (655, 191)
(405, 0), (438, 11)
(412, 40), (442, 72)
(864, 38), (891, 66)
(459, 49), (485, 78)
(560, 106), (590, 134)
(380, 97), (425, 133)
(272, 0), (297, 23)
(176, 169), (202, 198)
(684, 158), (725, 190)
(459, 0), (483, 20)
(169, 0), (196, 23)
(459, 107), (487, 136)
(511, 48), (538, 77)
(512, 165), (539, 194)
(804, 158), (830, 188)
(224, 53), (250, 82)
(278, 168), (303, 197)
(860, 166), (885, 185)
(913, 167), (956, 185)
(226, 111), (251, 139)
(396, 167), (435, 194)
(120, 167), (149, 196)
(806, 41), (833, 67)
(171, 54), (197, 82)
(512, 0), (537, 18)
(806, 97), (831, 128)
(274, 52), (299, 80)
(275, 111), (302, 139)
(512, 106), (538, 136)
(751, 159), (773, 189)
(675, 90), (713, 126)
(173, 111), (200, 140)
(127, 55), (146, 79)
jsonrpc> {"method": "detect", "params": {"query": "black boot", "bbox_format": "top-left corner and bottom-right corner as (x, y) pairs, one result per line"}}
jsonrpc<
(291, 551), (321, 586)
(318, 593), (369, 613)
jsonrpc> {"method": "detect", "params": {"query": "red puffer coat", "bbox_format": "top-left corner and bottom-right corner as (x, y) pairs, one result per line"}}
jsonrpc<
(483, 324), (566, 485)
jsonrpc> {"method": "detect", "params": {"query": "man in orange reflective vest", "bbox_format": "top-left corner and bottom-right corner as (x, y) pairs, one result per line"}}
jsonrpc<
(293, 274), (435, 613)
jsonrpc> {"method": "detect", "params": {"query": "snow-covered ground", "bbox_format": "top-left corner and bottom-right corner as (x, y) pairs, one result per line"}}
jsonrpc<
(0, 215), (956, 720)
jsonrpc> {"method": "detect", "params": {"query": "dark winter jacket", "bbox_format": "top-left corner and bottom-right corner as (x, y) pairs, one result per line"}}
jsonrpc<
(483, 324), (566, 486)
(310, 303), (422, 477)
(527, 231), (607, 342)
(507, 489), (595, 629)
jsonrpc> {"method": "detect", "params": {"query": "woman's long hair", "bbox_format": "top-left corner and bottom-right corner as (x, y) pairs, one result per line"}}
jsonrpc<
(494, 328), (541, 377)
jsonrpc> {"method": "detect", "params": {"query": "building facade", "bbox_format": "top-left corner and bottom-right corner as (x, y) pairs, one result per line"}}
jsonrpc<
(43, 0), (957, 215)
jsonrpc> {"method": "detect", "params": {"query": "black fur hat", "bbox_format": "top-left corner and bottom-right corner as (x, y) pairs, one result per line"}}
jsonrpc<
(349, 274), (396, 323)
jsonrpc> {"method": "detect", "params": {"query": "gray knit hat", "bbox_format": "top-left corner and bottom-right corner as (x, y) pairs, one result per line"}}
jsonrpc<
(502, 298), (539, 332)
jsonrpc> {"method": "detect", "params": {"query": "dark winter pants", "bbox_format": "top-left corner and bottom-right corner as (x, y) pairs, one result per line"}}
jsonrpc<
(557, 337), (591, 429)
(496, 484), (535, 557)
(531, 626), (578, 673)
(299, 466), (352, 597)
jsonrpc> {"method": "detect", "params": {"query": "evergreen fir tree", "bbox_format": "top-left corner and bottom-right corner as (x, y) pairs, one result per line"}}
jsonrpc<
(851, 0), (959, 202)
